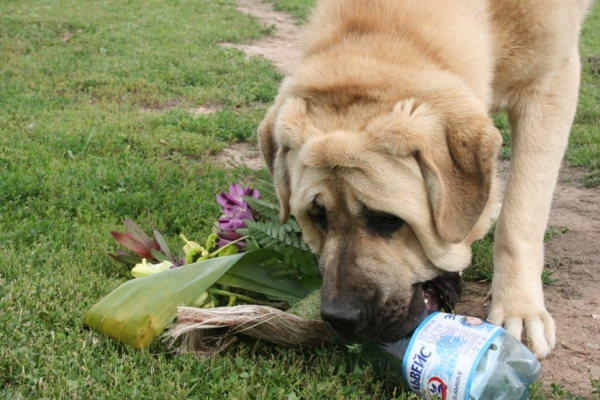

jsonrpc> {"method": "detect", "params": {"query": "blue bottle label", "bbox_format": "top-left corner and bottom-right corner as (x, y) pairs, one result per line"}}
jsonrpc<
(401, 312), (502, 400)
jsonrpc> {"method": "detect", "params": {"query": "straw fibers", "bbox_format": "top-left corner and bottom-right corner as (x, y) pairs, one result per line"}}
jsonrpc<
(165, 305), (333, 357)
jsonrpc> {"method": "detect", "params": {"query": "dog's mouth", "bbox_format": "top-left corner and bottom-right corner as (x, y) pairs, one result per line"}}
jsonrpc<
(321, 273), (462, 343)
(423, 282), (440, 311)
(371, 273), (461, 341)
(422, 274), (461, 313)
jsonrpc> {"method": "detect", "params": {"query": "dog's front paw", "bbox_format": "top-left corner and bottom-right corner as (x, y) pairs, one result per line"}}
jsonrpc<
(487, 289), (556, 360)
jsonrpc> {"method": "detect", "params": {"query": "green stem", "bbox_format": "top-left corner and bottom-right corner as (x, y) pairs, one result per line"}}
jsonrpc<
(209, 236), (249, 257)
(211, 288), (286, 308)
(226, 295), (237, 307)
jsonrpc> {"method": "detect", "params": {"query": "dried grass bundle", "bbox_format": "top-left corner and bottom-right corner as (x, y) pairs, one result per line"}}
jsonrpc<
(164, 305), (333, 357)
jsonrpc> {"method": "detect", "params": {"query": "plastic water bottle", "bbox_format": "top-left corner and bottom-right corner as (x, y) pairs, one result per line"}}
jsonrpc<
(381, 312), (541, 400)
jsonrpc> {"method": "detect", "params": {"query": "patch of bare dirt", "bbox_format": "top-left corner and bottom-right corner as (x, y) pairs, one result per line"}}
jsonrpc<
(186, 105), (222, 115)
(139, 99), (184, 114)
(224, 0), (600, 395)
(141, 100), (223, 115)
(213, 142), (266, 170)
(213, 0), (303, 169)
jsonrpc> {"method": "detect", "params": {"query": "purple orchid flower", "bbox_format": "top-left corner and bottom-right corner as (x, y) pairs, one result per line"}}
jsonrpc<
(217, 230), (245, 249)
(218, 216), (247, 232)
(217, 184), (260, 219)
(217, 217), (246, 248)
(216, 184), (261, 250)
(217, 222), (246, 249)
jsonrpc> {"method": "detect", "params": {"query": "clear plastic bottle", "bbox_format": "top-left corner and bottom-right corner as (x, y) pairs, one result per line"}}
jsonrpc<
(380, 312), (541, 400)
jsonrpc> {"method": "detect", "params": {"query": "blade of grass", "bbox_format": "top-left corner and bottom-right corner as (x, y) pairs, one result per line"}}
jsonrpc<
(79, 127), (96, 156)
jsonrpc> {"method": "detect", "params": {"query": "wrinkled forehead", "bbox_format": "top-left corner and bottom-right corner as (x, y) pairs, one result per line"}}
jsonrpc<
(288, 147), (430, 222)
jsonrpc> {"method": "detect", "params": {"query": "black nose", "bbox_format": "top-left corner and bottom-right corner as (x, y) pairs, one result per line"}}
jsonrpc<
(320, 300), (361, 336)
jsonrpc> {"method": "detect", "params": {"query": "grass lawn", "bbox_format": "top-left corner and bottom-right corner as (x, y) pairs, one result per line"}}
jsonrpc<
(0, 0), (598, 399)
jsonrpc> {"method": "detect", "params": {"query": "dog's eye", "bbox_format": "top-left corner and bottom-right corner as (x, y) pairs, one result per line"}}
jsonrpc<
(367, 214), (404, 236)
(308, 206), (328, 231)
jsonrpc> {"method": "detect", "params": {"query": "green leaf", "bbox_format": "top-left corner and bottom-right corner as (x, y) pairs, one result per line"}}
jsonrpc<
(243, 196), (280, 222)
(85, 249), (277, 349)
(217, 260), (310, 304)
(150, 248), (169, 262)
(299, 275), (323, 293)
(153, 230), (174, 264)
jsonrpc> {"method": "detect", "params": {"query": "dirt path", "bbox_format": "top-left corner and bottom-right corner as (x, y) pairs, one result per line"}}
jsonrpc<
(222, 0), (302, 75)
(224, 1), (600, 396)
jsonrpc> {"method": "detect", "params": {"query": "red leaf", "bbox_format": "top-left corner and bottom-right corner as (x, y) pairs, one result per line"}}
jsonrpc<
(111, 231), (153, 259)
(123, 218), (155, 250)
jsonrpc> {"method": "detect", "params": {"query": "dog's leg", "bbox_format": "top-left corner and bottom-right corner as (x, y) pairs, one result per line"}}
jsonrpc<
(488, 54), (581, 359)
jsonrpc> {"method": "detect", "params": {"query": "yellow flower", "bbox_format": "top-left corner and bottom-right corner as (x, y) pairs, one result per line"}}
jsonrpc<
(179, 233), (205, 255)
(131, 259), (173, 278)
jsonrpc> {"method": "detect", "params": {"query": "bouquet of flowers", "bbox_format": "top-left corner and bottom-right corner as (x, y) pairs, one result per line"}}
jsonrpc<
(85, 177), (332, 356)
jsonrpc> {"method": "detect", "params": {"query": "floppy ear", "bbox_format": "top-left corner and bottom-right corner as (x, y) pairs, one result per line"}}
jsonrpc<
(258, 103), (291, 224)
(258, 104), (279, 176)
(258, 97), (315, 224)
(419, 114), (501, 243)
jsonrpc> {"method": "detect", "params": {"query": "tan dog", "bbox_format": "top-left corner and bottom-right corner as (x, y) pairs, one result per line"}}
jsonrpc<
(258, 0), (593, 359)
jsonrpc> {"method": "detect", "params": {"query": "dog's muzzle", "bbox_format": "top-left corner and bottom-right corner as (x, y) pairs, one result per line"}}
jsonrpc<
(320, 273), (462, 342)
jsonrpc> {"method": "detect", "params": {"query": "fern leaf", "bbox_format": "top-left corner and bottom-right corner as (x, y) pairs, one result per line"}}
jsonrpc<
(253, 177), (280, 204)
(244, 196), (280, 223)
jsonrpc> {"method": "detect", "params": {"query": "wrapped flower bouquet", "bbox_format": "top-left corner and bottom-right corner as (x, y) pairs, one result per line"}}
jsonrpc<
(85, 178), (331, 355)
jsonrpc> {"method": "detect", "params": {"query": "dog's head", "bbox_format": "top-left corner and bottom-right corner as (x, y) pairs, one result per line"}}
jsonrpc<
(259, 84), (501, 342)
